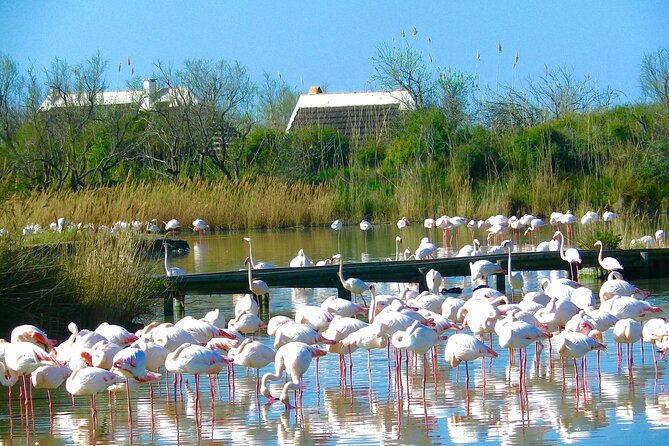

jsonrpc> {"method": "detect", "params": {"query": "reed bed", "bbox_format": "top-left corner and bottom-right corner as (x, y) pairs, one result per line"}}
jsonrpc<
(0, 177), (338, 232)
(0, 233), (164, 338)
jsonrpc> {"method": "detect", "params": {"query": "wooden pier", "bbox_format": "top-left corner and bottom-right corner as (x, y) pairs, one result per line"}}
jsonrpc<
(161, 248), (669, 320)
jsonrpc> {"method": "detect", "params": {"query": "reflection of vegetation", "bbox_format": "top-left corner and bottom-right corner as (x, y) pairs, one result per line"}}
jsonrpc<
(0, 233), (165, 337)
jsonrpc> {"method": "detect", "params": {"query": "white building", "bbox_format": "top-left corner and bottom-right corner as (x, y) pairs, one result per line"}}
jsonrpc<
(286, 86), (414, 139)
(39, 79), (193, 112)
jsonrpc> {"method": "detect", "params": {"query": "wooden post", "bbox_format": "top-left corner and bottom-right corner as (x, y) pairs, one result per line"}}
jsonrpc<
(163, 291), (175, 323)
(337, 285), (352, 301)
(175, 291), (185, 320)
(640, 251), (650, 278)
(495, 260), (506, 293)
(418, 267), (428, 293)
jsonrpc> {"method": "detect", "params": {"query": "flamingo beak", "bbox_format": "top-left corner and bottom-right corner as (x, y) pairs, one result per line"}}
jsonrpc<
(220, 329), (237, 340)
(312, 348), (327, 357)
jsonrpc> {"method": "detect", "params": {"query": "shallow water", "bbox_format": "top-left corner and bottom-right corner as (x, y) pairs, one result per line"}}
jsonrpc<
(2, 226), (669, 445)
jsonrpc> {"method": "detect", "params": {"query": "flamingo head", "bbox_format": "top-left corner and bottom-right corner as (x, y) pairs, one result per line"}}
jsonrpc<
(309, 346), (328, 357)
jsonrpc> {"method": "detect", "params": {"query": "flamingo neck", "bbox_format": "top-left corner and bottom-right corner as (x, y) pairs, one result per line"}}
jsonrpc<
(247, 261), (254, 289)
(597, 243), (604, 265)
(164, 248), (169, 273)
(558, 232), (567, 261)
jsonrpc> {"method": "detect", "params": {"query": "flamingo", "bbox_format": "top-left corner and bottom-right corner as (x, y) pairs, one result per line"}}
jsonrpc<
(613, 318), (642, 378)
(192, 218), (209, 235)
(260, 342), (326, 409)
(553, 230), (581, 282)
(553, 330), (606, 385)
(163, 243), (185, 277)
(457, 239), (481, 257)
(81, 339), (122, 369)
(320, 295), (366, 318)
(594, 240), (624, 273)
(444, 333), (498, 388)
(392, 320), (445, 398)
(228, 338), (275, 400)
(469, 259), (505, 285)
(424, 218), (436, 240)
(656, 229), (666, 247)
(290, 249), (313, 267)
(641, 318), (667, 373)
(602, 211), (617, 223)
(337, 254), (369, 305)
(422, 269), (442, 295)
(65, 367), (125, 422)
(599, 271), (650, 302)
(501, 239), (524, 301)
(559, 211), (577, 246)
(94, 322), (139, 346)
(415, 237), (437, 259)
(243, 237), (275, 269)
(227, 312), (266, 336)
(340, 324), (387, 379)
(245, 256), (271, 309)
(233, 294), (258, 319)
(496, 315), (549, 404)
(273, 321), (335, 349)
(396, 217), (410, 230)
(294, 305), (334, 332)
(164, 343), (231, 410)
(360, 219), (372, 252)
(175, 315), (237, 344)
(331, 220), (343, 252)
(10, 324), (57, 352)
(163, 219), (181, 233)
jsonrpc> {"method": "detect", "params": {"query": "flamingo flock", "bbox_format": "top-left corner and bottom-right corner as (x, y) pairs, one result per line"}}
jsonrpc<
(2, 210), (669, 442)
(2, 256), (667, 429)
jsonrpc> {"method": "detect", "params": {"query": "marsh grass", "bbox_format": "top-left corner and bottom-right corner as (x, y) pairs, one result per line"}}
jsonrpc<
(0, 177), (338, 232)
(0, 232), (165, 338)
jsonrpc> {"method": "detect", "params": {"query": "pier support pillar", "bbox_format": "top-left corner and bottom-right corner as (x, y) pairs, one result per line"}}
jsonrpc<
(418, 267), (429, 293)
(640, 251), (650, 278)
(164, 289), (185, 323)
(495, 260), (506, 293)
(337, 285), (352, 301)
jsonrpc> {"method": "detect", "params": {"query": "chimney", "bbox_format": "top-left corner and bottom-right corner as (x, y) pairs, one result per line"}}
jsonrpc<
(308, 86), (322, 95)
(144, 78), (157, 96)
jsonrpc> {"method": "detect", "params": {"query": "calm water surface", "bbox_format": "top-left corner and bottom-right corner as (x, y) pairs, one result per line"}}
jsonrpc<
(2, 225), (669, 445)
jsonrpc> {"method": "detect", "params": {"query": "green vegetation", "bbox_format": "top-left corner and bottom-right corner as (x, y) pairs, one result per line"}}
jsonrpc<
(0, 45), (668, 331)
(0, 233), (166, 338)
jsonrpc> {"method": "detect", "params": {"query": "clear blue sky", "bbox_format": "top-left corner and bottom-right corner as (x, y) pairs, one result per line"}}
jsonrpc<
(1, 1), (667, 102)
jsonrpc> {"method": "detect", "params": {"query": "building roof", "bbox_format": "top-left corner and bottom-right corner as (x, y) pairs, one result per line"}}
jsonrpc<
(38, 79), (193, 112)
(285, 88), (413, 139)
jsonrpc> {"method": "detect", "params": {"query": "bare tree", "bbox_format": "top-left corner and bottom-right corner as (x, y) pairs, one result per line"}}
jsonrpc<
(371, 42), (430, 108)
(144, 59), (256, 180)
(527, 65), (617, 120)
(640, 47), (669, 107)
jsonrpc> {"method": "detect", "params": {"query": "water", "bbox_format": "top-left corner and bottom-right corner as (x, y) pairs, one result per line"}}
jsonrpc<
(2, 225), (669, 445)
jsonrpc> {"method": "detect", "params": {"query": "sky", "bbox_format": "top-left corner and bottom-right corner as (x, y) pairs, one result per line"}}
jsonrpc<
(1, 1), (667, 103)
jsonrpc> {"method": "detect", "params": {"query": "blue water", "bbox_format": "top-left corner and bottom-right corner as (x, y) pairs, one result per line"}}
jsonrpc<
(1, 226), (669, 445)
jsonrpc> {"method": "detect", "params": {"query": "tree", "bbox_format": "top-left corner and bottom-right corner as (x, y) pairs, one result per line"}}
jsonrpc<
(527, 65), (617, 120)
(257, 72), (299, 130)
(144, 58), (256, 180)
(36, 53), (142, 190)
(371, 42), (430, 108)
(640, 47), (669, 108)
(434, 69), (477, 130)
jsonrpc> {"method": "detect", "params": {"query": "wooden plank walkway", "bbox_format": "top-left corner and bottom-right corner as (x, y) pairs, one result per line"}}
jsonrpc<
(160, 248), (669, 321)
(166, 248), (669, 294)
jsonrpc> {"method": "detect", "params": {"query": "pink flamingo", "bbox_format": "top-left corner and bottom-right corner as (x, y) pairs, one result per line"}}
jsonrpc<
(594, 240), (624, 273)
(30, 364), (72, 414)
(260, 341), (326, 409)
(444, 333), (498, 389)
(65, 366), (125, 423)
(93, 322), (139, 346)
(320, 295), (367, 318)
(10, 324), (58, 352)
(228, 338), (275, 400)
(553, 230), (581, 282)
(613, 318), (642, 379)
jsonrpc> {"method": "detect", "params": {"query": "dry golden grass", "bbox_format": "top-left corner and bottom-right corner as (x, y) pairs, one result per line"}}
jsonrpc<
(0, 178), (338, 231)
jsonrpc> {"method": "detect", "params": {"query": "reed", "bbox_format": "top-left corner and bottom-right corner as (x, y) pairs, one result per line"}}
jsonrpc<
(0, 232), (165, 338)
(0, 177), (338, 232)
